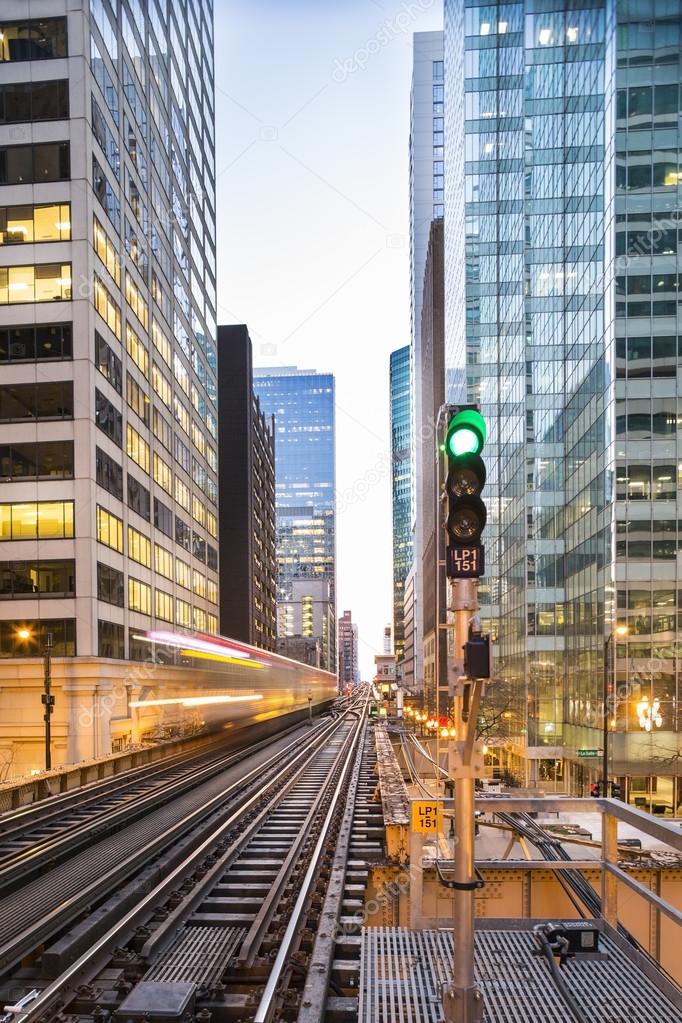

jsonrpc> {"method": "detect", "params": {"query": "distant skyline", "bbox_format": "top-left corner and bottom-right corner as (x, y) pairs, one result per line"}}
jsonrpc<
(214, 0), (444, 678)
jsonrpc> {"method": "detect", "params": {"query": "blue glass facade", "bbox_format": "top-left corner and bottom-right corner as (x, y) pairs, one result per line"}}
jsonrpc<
(390, 346), (413, 663)
(253, 367), (336, 669)
(444, 0), (682, 800)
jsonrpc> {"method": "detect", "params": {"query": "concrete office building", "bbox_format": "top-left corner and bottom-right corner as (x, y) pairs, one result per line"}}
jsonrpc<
(253, 367), (336, 672)
(0, 1), (219, 774)
(406, 30), (445, 695)
(338, 609), (359, 688)
(217, 325), (276, 651)
(444, 0), (682, 805)
(278, 579), (334, 673)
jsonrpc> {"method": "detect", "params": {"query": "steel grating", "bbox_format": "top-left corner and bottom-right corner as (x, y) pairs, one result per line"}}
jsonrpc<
(359, 927), (682, 1023)
(144, 925), (245, 988)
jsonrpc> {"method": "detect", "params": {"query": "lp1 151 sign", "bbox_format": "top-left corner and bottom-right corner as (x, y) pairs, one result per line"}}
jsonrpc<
(446, 543), (484, 579)
(411, 800), (444, 833)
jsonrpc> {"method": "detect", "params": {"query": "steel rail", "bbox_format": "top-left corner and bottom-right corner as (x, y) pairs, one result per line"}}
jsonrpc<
(12, 710), (358, 1023)
(253, 703), (367, 1022)
(0, 716), (335, 977)
(0, 718), (316, 897)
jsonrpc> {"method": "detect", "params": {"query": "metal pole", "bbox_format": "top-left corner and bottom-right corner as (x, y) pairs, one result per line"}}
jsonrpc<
(602, 634), (610, 797)
(43, 632), (54, 772)
(443, 578), (483, 1023)
(307, 692), (312, 725)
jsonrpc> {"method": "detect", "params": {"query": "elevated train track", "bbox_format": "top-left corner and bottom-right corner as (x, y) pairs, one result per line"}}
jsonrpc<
(0, 695), (373, 1023)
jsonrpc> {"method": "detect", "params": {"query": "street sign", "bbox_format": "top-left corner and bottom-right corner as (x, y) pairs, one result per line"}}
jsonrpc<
(577, 749), (603, 758)
(411, 800), (443, 833)
(446, 543), (485, 579)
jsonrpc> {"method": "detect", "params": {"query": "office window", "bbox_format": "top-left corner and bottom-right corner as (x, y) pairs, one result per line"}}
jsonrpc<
(193, 606), (206, 632)
(98, 619), (124, 658)
(95, 388), (123, 445)
(0, 381), (73, 422)
(126, 424), (150, 473)
(0, 440), (73, 481)
(207, 544), (218, 571)
(0, 80), (69, 122)
(207, 613), (218, 635)
(0, 262), (71, 303)
(174, 396), (190, 435)
(93, 155), (120, 231)
(176, 558), (191, 590)
(153, 408), (173, 452)
(153, 452), (172, 494)
(0, 500), (74, 540)
(0, 323), (72, 363)
(152, 363), (171, 409)
(128, 474), (150, 520)
(154, 497), (173, 537)
(152, 318), (171, 366)
(207, 579), (218, 605)
(126, 323), (149, 377)
(0, 18), (67, 61)
(193, 534), (206, 562)
(0, 559), (75, 599)
(96, 447), (123, 500)
(192, 569), (206, 599)
(97, 562), (124, 606)
(432, 60), (444, 79)
(128, 577), (151, 615)
(192, 494), (206, 527)
(175, 597), (191, 627)
(0, 203), (70, 244)
(207, 511), (217, 539)
(125, 272), (148, 328)
(94, 274), (121, 338)
(93, 214), (121, 284)
(175, 516), (191, 551)
(126, 372), (150, 426)
(0, 141), (70, 184)
(2, 618), (75, 657)
(96, 505), (123, 552)
(175, 434), (190, 472)
(154, 543), (173, 579)
(174, 477), (190, 512)
(128, 525), (151, 567)
(95, 331), (122, 393)
(155, 588), (173, 622)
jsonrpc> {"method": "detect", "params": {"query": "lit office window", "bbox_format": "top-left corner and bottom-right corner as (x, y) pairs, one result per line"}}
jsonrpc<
(152, 362), (171, 408)
(0, 262), (71, 303)
(96, 505), (123, 552)
(93, 214), (121, 284)
(0, 203), (70, 244)
(192, 569), (206, 598)
(126, 323), (149, 378)
(193, 606), (206, 632)
(125, 272), (148, 328)
(176, 558), (191, 590)
(175, 597), (191, 627)
(128, 577), (151, 614)
(127, 424), (150, 474)
(127, 525), (151, 567)
(94, 274), (121, 338)
(0, 500), (74, 540)
(155, 588), (173, 622)
(154, 544), (173, 580)
(153, 452), (172, 494)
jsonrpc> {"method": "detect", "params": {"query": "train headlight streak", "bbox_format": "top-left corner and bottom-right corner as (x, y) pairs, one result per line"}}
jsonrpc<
(129, 694), (264, 708)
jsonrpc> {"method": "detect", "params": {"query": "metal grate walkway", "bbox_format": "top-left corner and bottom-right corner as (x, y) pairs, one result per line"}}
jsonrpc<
(359, 927), (682, 1023)
(144, 925), (245, 988)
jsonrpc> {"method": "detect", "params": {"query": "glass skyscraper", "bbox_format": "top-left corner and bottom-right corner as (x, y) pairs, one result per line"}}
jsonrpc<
(253, 367), (336, 671)
(444, 0), (682, 804)
(390, 346), (413, 665)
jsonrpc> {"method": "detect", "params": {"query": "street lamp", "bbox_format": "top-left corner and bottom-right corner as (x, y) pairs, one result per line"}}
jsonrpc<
(602, 623), (628, 796)
(15, 627), (54, 771)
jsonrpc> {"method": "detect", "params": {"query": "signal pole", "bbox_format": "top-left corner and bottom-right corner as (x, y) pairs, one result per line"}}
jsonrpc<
(438, 406), (490, 1023)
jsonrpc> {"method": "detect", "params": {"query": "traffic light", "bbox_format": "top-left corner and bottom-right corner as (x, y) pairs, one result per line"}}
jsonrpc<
(444, 407), (487, 578)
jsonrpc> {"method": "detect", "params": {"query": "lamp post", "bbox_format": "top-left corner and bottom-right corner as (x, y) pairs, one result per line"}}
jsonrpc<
(602, 624), (628, 796)
(42, 632), (54, 771)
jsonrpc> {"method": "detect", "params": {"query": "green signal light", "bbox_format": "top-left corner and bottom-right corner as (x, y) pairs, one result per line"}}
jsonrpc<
(445, 408), (487, 458)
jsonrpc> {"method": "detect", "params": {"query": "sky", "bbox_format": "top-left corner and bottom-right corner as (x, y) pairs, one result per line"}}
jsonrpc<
(214, 0), (443, 678)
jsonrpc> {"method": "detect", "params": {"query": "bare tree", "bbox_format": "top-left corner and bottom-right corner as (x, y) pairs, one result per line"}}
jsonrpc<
(475, 678), (517, 742)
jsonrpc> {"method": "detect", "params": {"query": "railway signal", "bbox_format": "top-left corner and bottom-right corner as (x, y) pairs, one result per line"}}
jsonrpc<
(444, 407), (487, 579)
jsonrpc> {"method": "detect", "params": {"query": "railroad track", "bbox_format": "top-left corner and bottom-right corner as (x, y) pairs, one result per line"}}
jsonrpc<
(0, 721), (309, 898)
(1, 698), (372, 1023)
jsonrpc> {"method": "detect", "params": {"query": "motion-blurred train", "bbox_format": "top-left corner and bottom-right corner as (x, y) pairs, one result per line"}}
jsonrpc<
(127, 629), (338, 740)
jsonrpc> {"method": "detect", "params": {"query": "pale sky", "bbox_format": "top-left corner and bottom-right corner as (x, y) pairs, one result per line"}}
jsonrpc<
(214, 0), (444, 678)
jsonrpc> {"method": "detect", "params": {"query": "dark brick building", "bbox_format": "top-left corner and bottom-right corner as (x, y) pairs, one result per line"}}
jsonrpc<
(217, 325), (277, 650)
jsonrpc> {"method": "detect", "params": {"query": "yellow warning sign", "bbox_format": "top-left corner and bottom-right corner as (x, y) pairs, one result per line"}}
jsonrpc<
(411, 800), (443, 833)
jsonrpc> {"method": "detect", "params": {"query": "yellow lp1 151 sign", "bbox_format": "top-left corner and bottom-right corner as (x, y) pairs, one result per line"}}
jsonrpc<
(411, 800), (444, 833)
